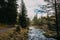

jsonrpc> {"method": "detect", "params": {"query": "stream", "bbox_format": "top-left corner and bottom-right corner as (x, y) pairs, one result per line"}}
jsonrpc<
(28, 26), (56, 40)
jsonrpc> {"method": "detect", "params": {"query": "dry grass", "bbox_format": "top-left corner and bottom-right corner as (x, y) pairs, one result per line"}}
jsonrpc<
(0, 24), (7, 29)
(38, 25), (58, 38)
(0, 27), (28, 40)
(43, 30), (57, 38)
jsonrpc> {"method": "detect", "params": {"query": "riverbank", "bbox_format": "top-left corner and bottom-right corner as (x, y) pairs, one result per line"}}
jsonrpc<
(43, 30), (57, 38)
(0, 27), (28, 40)
(0, 25), (58, 40)
(28, 26), (57, 39)
(37, 25), (59, 39)
(28, 26), (56, 40)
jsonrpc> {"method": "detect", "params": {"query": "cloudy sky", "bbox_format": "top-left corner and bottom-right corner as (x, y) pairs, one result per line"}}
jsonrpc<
(17, 0), (48, 20)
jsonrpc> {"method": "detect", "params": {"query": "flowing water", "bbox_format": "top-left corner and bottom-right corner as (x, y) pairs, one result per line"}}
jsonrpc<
(28, 26), (56, 40)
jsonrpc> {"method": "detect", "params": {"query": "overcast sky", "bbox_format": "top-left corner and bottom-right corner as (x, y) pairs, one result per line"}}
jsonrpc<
(17, 0), (48, 20)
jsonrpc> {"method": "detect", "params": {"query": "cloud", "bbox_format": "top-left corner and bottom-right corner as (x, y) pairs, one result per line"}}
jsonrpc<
(17, 0), (48, 20)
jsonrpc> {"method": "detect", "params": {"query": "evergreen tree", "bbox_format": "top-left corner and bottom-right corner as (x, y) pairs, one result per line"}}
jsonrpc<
(6, 0), (17, 24)
(57, 3), (60, 31)
(0, 0), (17, 24)
(19, 0), (29, 28)
(32, 14), (38, 25)
(44, 0), (60, 39)
(0, 0), (7, 23)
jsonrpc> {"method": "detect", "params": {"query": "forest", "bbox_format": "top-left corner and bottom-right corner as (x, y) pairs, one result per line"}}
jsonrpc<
(0, 0), (60, 40)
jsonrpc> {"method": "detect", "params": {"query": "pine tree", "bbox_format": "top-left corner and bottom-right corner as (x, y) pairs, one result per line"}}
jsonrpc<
(0, 0), (7, 23)
(0, 0), (17, 24)
(57, 3), (60, 31)
(6, 0), (17, 24)
(19, 0), (28, 28)
(32, 14), (38, 25)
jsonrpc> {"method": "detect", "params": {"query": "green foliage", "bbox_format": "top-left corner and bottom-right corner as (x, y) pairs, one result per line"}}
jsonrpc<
(19, 0), (30, 28)
(32, 16), (47, 26)
(32, 15), (38, 25)
(16, 26), (20, 32)
(48, 16), (56, 31)
(57, 3), (60, 31)
(0, 0), (17, 24)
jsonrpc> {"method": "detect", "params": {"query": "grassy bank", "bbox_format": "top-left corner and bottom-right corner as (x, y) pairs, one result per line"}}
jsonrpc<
(0, 24), (15, 30)
(38, 25), (58, 39)
(0, 27), (28, 40)
(43, 30), (57, 38)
